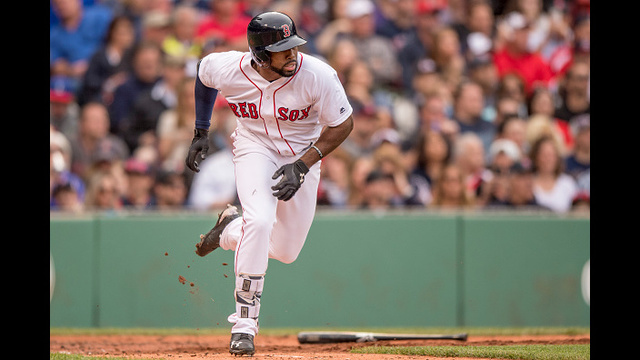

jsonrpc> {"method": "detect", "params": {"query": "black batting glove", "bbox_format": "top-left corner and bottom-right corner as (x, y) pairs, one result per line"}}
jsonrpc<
(271, 159), (310, 201)
(185, 128), (209, 172)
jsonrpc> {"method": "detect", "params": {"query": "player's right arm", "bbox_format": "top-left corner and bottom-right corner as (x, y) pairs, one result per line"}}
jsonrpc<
(185, 58), (219, 173)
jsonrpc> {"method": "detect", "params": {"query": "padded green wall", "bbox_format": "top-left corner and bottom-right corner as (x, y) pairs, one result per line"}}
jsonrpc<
(50, 212), (589, 328)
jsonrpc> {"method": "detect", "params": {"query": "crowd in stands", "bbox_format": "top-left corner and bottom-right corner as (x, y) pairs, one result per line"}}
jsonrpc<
(50, 0), (590, 214)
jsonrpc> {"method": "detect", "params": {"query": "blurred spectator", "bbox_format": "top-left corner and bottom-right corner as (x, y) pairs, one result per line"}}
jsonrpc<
(525, 114), (566, 157)
(84, 171), (123, 211)
(242, 0), (275, 18)
(451, 1), (495, 56)
(327, 38), (360, 84)
(397, 0), (444, 92)
(50, 76), (80, 140)
(120, 54), (186, 152)
(314, 0), (355, 56)
(495, 73), (528, 119)
(410, 60), (446, 100)
(496, 115), (527, 161)
(451, 80), (496, 153)
(493, 95), (520, 128)
(430, 26), (466, 95)
(570, 190), (589, 214)
(196, 0), (252, 51)
(83, 138), (129, 197)
(549, 14), (589, 77)
(485, 161), (550, 211)
(372, 140), (429, 206)
(50, 0), (114, 87)
(467, 56), (499, 117)
(347, 155), (376, 207)
(528, 87), (572, 149)
(343, 0), (401, 87)
(360, 169), (398, 209)
(108, 41), (163, 136)
(317, 147), (354, 207)
(51, 182), (84, 213)
(141, 11), (172, 47)
(69, 102), (130, 180)
(187, 144), (237, 211)
(430, 163), (476, 209)
(162, 5), (202, 76)
(341, 100), (381, 158)
(411, 129), (451, 189)
(453, 132), (492, 200)
(415, 93), (459, 144)
(51, 128), (86, 209)
(487, 138), (521, 175)
(317, 0), (401, 84)
(374, 0), (416, 51)
(77, 15), (136, 106)
(564, 114), (590, 180)
(345, 60), (403, 135)
(116, 0), (162, 41)
(344, 61), (377, 109)
(507, 0), (572, 59)
(157, 77), (197, 172)
(121, 158), (155, 209)
(493, 11), (554, 96)
(152, 170), (188, 209)
(553, 59), (590, 123)
(529, 135), (577, 213)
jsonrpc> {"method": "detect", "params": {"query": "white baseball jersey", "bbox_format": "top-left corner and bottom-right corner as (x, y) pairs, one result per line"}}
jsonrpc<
(197, 51), (353, 156)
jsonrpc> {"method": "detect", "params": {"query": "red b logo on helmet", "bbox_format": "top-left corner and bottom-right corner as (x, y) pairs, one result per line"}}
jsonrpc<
(281, 24), (291, 37)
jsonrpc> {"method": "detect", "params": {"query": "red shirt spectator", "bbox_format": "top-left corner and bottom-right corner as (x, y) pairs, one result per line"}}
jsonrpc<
(493, 12), (554, 96)
(196, 0), (251, 51)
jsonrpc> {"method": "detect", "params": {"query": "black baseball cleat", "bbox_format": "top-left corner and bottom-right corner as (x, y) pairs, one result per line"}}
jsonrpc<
(229, 333), (255, 356)
(195, 204), (241, 257)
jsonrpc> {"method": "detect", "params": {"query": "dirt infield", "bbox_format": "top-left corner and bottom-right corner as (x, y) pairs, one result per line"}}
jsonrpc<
(50, 333), (590, 359)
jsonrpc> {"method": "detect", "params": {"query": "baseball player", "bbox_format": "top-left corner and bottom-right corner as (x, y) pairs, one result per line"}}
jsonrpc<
(185, 11), (354, 356)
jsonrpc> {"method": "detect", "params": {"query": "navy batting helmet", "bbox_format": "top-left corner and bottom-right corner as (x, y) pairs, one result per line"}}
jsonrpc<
(247, 12), (307, 65)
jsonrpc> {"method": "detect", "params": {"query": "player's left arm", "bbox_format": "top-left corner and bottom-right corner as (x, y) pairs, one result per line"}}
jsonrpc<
(271, 116), (353, 201)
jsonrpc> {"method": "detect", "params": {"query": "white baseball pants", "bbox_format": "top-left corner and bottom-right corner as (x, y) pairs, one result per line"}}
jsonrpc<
(218, 129), (320, 335)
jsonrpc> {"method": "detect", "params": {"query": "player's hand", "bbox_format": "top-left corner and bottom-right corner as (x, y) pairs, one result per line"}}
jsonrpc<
(185, 128), (209, 172)
(271, 159), (309, 201)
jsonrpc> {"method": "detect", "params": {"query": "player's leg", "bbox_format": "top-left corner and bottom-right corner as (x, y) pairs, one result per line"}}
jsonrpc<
(268, 161), (321, 264)
(226, 145), (279, 340)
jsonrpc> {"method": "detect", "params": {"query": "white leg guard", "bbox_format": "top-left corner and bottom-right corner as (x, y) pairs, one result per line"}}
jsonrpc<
(227, 274), (264, 336)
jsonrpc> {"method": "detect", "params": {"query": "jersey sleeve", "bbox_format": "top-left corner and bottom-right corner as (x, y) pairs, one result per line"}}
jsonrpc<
(197, 51), (244, 90)
(314, 69), (353, 127)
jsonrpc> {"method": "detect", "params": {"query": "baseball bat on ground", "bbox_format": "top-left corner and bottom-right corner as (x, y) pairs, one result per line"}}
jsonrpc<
(297, 331), (468, 344)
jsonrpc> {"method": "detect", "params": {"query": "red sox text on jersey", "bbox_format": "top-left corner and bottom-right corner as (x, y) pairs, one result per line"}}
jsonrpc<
(229, 102), (312, 122)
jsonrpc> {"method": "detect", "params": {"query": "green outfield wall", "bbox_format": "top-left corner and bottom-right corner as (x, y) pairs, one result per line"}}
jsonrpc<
(50, 211), (590, 328)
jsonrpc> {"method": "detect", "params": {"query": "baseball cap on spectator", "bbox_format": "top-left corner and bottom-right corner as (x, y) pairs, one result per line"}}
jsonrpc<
(346, 0), (375, 18)
(489, 139), (521, 163)
(509, 161), (532, 175)
(569, 114), (590, 137)
(415, 0), (446, 15)
(94, 139), (124, 163)
(572, 191), (590, 206)
(50, 76), (74, 104)
(143, 11), (171, 28)
(467, 32), (493, 57)
(504, 11), (530, 31)
(415, 57), (437, 74)
(125, 158), (153, 175)
(370, 128), (401, 148)
(351, 99), (377, 117)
